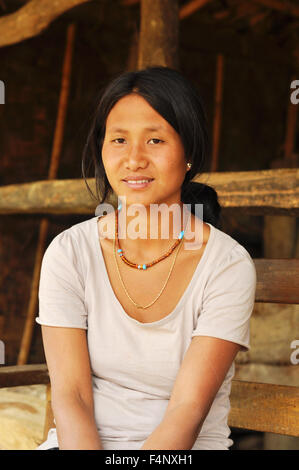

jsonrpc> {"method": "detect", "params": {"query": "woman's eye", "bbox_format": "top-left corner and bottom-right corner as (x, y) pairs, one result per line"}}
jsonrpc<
(111, 138), (163, 144)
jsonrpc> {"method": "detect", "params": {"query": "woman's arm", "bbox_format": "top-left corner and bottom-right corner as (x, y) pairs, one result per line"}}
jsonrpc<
(41, 325), (103, 450)
(141, 335), (241, 450)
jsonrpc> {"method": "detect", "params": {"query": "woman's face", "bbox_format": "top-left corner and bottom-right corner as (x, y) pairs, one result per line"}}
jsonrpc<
(101, 93), (189, 209)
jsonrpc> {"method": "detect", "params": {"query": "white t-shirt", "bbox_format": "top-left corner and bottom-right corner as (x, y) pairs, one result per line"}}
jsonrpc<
(35, 215), (256, 450)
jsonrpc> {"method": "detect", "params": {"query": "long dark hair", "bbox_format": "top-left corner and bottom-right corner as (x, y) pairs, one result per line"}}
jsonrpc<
(82, 66), (222, 228)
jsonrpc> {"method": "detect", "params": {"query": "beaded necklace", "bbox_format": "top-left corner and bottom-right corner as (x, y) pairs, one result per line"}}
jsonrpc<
(113, 204), (190, 309)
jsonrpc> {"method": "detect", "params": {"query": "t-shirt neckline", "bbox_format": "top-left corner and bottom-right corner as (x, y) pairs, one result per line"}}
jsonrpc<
(93, 214), (215, 327)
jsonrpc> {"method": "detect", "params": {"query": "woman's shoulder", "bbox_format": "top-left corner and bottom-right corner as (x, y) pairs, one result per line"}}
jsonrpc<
(205, 222), (255, 271)
(42, 217), (97, 275)
(48, 216), (96, 247)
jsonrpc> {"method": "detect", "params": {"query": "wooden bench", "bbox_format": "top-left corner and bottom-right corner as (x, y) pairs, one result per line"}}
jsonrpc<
(0, 258), (299, 446)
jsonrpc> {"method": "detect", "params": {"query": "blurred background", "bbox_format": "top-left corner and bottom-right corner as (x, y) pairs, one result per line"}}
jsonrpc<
(0, 0), (298, 450)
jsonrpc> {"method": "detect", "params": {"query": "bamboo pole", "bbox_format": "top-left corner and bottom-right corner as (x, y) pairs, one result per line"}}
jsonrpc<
(210, 53), (224, 172)
(17, 23), (76, 366)
(264, 73), (298, 259)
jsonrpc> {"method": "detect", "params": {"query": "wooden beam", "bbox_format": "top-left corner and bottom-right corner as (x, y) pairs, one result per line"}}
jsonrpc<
(253, 0), (299, 19)
(0, 168), (298, 215)
(254, 259), (299, 304)
(179, 0), (211, 20)
(200, 168), (299, 216)
(235, 363), (299, 388)
(0, 364), (49, 388)
(138, 0), (179, 69)
(229, 380), (299, 437)
(232, 2), (262, 22)
(0, 0), (90, 48)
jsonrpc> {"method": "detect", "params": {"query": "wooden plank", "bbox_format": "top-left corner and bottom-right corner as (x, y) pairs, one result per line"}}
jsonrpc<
(228, 380), (299, 437)
(0, 364), (49, 388)
(0, 168), (298, 215)
(235, 363), (299, 387)
(254, 259), (299, 304)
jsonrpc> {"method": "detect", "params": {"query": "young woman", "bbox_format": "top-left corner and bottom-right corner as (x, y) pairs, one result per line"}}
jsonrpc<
(36, 66), (256, 450)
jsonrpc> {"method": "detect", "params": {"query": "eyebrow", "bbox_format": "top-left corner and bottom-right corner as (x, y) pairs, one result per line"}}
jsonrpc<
(108, 125), (165, 133)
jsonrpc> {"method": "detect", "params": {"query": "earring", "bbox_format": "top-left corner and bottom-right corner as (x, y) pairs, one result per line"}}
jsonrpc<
(187, 162), (192, 169)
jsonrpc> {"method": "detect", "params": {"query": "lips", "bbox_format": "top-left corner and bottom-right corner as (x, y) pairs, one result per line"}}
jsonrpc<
(122, 178), (154, 189)
(122, 177), (154, 182)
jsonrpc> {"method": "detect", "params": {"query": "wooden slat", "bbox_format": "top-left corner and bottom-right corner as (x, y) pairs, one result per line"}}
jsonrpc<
(0, 364), (49, 388)
(229, 380), (299, 437)
(254, 259), (299, 304)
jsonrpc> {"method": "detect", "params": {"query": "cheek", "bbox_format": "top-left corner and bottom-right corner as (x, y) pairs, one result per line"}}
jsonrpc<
(101, 145), (117, 171)
(163, 154), (186, 179)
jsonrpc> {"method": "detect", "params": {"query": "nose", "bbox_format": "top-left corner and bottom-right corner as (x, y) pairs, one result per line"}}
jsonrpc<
(125, 140), (148, 170)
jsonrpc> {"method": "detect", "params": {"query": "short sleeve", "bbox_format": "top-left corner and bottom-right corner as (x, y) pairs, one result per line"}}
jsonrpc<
(192, 243), (257, 352)
(35, 230), (88, 329)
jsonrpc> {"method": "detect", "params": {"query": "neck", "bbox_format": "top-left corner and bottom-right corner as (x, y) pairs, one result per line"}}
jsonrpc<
(116, 201), (191, 262)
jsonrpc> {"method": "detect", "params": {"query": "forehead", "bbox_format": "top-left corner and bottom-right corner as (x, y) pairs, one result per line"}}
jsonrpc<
(105, 94), (168, 130)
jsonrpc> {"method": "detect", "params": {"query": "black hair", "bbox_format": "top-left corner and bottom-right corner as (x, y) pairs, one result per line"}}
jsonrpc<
(82, 66), (222, 228)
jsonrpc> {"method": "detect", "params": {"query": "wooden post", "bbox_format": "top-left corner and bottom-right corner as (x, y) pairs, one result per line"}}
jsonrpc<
(138, 0), (179, 69)
(263, 70), (299, 449)
(211, 53), (224, 172)
(263, 74), (298, 259)
(17, 23), (76, 365)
